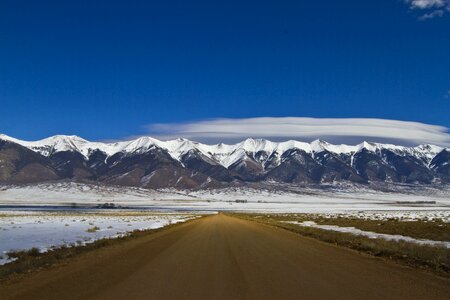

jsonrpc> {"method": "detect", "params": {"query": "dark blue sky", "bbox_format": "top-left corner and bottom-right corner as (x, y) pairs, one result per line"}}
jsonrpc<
(1, 0), (449, 141)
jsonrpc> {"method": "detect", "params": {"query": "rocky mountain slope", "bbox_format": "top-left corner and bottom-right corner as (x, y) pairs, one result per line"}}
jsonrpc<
(0, 134), (448, 189)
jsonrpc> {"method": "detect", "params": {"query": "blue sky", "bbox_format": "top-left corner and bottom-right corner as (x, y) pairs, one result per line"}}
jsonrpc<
(0, 0), (449, 143)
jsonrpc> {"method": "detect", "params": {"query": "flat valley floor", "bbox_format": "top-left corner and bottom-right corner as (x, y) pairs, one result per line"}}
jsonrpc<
(1, 214), (449, 300)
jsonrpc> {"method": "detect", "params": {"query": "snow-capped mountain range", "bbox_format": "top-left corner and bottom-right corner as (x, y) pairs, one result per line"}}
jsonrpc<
(0, 134), (448, 189)
(1, 134), (445, 167)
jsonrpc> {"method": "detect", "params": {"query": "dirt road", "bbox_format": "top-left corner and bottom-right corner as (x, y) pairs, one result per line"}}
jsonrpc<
(1, 214), (449, 300)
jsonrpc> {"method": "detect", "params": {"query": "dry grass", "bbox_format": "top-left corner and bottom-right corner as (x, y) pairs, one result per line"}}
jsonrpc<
(86, 226), (100, 233)
(232, 213), (450, 277)
(301, 215), (448, 241)
(242, 213), (450, 241)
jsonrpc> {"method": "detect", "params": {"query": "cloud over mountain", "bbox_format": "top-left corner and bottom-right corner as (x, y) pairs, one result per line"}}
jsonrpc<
(145, 117), (450, 146)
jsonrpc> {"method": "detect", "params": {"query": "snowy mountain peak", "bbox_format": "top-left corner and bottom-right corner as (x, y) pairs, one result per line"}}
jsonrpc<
(310, 139), (328, 152)
(0, 134), (447, 169)
(238, 138), (277, 153)
(0, 134), (89, 156)
(357, 141), (377, 152)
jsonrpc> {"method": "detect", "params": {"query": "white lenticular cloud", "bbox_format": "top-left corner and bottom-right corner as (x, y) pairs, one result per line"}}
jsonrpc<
(145, 117), (450, 146)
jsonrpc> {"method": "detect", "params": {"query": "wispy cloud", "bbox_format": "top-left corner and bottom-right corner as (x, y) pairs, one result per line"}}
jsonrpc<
(418, 9), (444, 19)
(445, 90), (450, 98)
(144, 117), (450, 146)
(405, 0), (450, 19)
(409, 0), (446, 9)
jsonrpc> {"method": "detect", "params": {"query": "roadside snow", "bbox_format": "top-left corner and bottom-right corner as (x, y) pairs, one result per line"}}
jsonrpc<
(317, 211), (450, 222)
(285, 221), (450, 248)
(0, 212), (198, 265)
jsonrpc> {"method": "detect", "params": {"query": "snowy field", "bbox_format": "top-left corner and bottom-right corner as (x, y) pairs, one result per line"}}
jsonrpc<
(0, 211), (199, 265)
(0, 182), (449, 213)
(0, 182), (449, 265)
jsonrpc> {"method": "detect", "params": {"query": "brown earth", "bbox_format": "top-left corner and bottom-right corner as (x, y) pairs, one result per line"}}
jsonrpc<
(1, 214), (449, 300)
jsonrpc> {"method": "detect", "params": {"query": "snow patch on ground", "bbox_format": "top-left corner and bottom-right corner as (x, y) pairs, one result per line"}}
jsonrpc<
(0, 212), (198, 265)
(285, 221), (450, 248)
(316, 211), (450, 222)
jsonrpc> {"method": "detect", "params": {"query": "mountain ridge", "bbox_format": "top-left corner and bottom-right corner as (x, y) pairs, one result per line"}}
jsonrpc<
(0, 134), (448, 188)
(0, 134), (446, 162)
